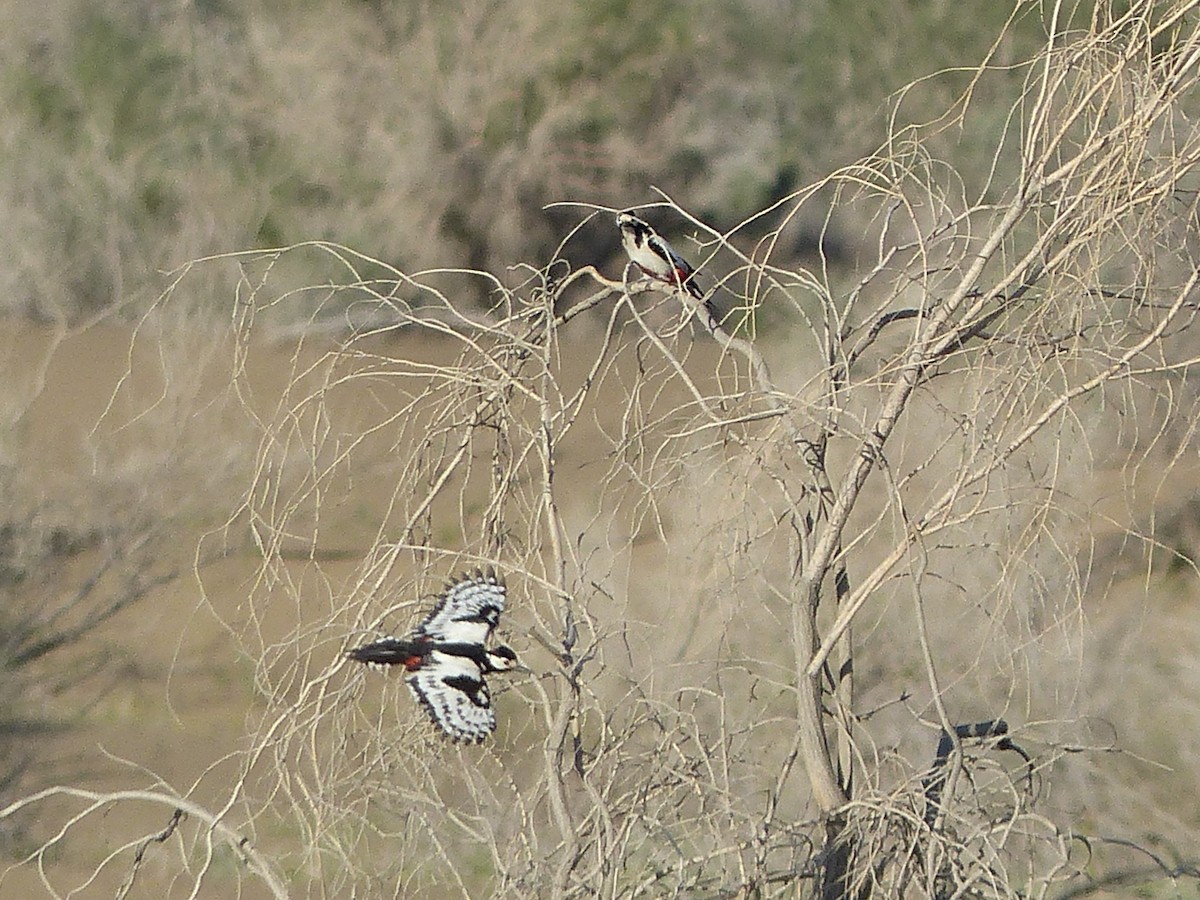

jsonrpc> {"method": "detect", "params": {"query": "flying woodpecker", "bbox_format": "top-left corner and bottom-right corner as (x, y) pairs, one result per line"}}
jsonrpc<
(348, 568), (518, 744)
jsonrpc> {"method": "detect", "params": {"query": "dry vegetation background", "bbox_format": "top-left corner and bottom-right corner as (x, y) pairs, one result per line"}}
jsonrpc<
(2, 1), (1200, 898)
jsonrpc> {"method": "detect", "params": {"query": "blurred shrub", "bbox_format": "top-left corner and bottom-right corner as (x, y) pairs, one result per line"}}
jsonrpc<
(0, 0), (1052, 324)
(0, 494), (167, 852)
(0, 315), (257, 851)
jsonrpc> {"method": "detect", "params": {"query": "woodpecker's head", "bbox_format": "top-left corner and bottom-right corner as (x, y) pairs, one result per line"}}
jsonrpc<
(484, 645), (519, 672)
(616, 211), (652, 245)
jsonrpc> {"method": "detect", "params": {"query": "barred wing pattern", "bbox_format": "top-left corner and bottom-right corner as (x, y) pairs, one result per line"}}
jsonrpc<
(407, 651), (496, 743)
(415, 568), (506, 644)
(348, 567), (513, 744)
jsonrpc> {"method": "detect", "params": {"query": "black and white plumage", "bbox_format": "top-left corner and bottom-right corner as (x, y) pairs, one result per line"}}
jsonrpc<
(347, 568), (517, 744)
(616, 211), (710, 310)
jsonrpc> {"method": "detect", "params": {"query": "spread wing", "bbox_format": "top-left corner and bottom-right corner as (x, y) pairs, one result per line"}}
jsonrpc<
(406, 651), (496, 743)
(415, 568), (506, 644)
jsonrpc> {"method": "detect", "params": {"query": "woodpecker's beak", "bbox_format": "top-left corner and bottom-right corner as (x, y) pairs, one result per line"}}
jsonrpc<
(487, 645), (520, 671)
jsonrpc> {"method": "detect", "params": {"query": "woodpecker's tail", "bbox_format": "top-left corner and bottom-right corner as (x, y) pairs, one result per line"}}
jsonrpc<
(347, 637), (427, 669)
(681, 279), (723, 331)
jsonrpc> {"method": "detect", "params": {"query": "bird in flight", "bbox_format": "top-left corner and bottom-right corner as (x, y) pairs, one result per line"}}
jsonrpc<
(347, 568), (518, 744)
(616, 212), (713, 320)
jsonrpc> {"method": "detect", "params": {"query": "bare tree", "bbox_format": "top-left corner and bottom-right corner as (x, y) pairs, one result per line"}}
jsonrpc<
(6, 2), (1200, 897)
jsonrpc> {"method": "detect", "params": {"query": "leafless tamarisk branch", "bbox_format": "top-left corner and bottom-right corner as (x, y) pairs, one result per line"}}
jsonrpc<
(0, 788), (286, 899)
(921, 719), (1031, 831)
(115, 807), (185, 900)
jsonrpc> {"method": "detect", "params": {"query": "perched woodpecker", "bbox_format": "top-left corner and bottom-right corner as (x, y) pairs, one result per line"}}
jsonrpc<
(616, 212), (705, 300)
(347, 568), (518, 744)
(616, 212), (715, 323)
